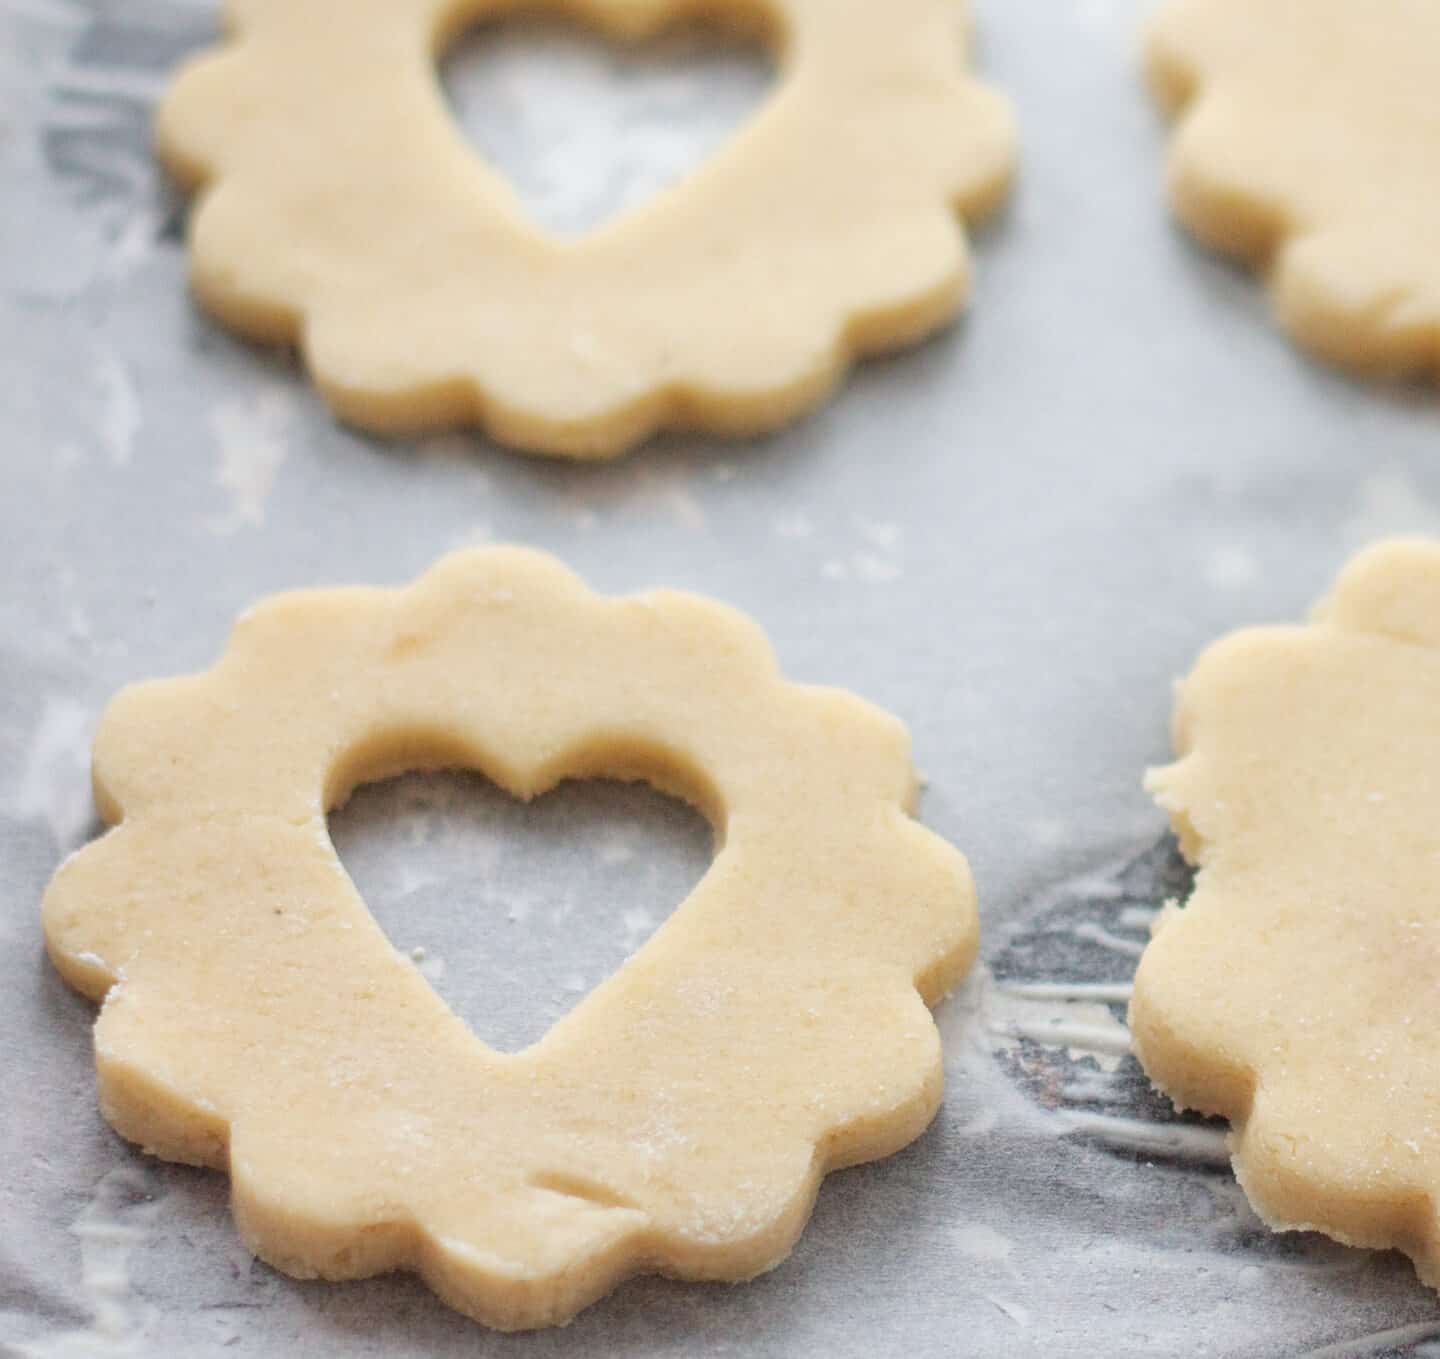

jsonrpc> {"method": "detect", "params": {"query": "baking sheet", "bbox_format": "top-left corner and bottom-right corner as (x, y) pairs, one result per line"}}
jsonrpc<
(4, 1), (1440, 1354)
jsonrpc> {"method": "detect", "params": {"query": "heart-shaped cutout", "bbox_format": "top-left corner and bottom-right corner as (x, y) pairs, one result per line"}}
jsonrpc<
(329, 769), (713, 1053)
(440, 15), (774, 236)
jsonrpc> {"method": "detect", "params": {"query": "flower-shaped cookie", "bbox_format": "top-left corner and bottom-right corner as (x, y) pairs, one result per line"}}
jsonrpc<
(1132, 540), (1440, 1285)
(1146, 0), (1440, 377)
(43, 547), (976, 1330)
(156, 0), (1016, 457)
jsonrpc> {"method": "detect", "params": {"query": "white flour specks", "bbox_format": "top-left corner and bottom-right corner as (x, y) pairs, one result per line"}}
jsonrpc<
(1071, 0), (1123, 33)
(94, 354), (140, 467)
(19, 1166), (164, 1358)
(417, 951), (448, 984)
(204, 391), (296, 535)
(856, 518), (901, 552)
(772, 511), (814, 540)
(853, 553), (902, 584)
(14, 697), (95, 850)
(621, 906), (657, 951)
(1027, 816), (1070, 848)
(447, 520), (495, 550)
(818, 515), (905, 583)
(1343, 469), (1440, 551)
(956, 1108), (999, 1137)
(597, 834), (635, 865)
(953, 1223), (1017, 1272)
(1204, 543), (1259, 591)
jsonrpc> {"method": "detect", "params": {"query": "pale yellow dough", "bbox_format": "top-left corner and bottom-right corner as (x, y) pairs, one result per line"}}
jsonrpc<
(155, 0), (1015, 458)
(43, 547), (977, 1330)
(1146, 0), (1440, 377)
(1133, 540), (1440, 1287)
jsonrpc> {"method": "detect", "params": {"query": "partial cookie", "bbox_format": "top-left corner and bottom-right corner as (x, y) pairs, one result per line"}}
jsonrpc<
(1145, 0), (1440, 377)
(43, 547), (977, 1330)
(156, 0), (1016, 457)
(1132, 539), (1440, 1285)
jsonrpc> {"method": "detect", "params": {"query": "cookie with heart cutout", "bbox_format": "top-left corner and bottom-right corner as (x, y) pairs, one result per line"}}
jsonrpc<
(156, 0), (1015, 457)
(43, 546), (978, 1330)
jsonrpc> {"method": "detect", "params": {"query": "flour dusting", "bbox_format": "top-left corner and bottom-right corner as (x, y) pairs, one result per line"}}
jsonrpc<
(953, 1223), (1017, 1272)
(1204, 543), (1259, 590)
(204, 391), (296, 534)
(986, 973), (1133, 1074)
(94, 354), (140, 467)
(19, 1167), (164, 1358)
(13, 696), (95, 850)
(1343, 469), (1440, 551)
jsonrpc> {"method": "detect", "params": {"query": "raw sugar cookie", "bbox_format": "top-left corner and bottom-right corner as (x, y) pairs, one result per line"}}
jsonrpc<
(1145, 0), (1440, 377)
(156, 0), (1016, 458)
(1132, 540), (1440, 1288)
(42, 547), (977, 1330)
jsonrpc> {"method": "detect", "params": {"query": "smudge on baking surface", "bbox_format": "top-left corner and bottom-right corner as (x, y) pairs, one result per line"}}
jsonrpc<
(1203, 542), (1259, 591)
(18, 1166), (165, 1358)
(1343, 468), (1440, 551)
(1071, 0), (1125, 35)
(447, 519), (496, 550)
(94, 353), (140, 467)
(558, 460), (708, 533)
(816, 515), (905, 583)
(952, 1222), (1018, 1274)
(772, 511), (814, 540)
(13, 696), (95, 851)
(203, 390), (296, 535)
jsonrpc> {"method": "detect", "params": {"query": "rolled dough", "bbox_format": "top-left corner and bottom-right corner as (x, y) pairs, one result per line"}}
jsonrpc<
(1133, 539), (1440, 1287)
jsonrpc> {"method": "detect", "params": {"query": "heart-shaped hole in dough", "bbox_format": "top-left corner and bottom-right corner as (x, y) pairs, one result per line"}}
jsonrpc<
(329, 768), (714, 1053)
(439, 12), (776, 236)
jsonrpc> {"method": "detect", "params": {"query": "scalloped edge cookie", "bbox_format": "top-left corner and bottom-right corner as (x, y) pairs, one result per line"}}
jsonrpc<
(43, 547), (977, 1329)
(1146, 0), (1440, 378)
(1133, 539), (1440, 1287)
(155, 0), (1016, 457)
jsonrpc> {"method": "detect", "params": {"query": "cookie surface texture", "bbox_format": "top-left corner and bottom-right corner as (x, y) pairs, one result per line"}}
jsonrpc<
(1146, 0), (1440, 377)
(157, 0), (1016, 456)
(1132, 540), (1440, 1286)
(42, 547), (977, 1330)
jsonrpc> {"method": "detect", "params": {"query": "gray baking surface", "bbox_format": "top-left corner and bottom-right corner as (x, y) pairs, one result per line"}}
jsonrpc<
(4, 0), (1440, 1355)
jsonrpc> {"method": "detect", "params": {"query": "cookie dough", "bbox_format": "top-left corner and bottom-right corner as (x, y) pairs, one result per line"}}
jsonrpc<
(1132, 539), (1440, 1286)
(1145, 0), (1440, 377)
(156, 0), (1016, 458)
(43, 547), (977, 1330)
